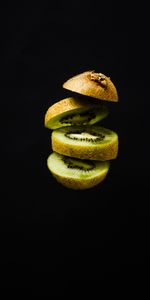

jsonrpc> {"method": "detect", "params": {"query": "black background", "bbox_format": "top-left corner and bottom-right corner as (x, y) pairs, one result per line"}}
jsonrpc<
(1, 2), (149, 296)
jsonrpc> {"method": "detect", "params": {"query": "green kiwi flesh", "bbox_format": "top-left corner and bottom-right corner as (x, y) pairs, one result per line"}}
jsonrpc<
(52, 125), (118, 161)
(47, 152), (110, 189)
(46, 105), (108, 129)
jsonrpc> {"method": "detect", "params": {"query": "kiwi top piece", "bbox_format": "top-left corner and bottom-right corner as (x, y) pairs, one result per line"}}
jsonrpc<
(63, 71), (118, 102)
(45, 97), (108, 129)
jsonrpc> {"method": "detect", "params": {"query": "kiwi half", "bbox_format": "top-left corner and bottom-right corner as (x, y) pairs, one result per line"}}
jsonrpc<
(47, 152), (110, 190)
(45, 97), (108, 129)
(63, 71), (118, 102)
(52, 125), (118, 161)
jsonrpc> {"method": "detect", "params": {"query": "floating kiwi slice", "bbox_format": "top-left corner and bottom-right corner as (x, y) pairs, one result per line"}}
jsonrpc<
(47, 152), (110, 190)
(45, 97), (108, 129)
(52, 125), (118, 161)
(63, 71), (118, 102)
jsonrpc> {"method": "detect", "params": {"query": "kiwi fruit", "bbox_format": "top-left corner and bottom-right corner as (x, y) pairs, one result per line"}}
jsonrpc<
(45, 70), (119, 189)
(47, 152), (110, 190)
(52, 125), (118, 161)
(63, 70), (118, 102)
(45, 97), (108, 129)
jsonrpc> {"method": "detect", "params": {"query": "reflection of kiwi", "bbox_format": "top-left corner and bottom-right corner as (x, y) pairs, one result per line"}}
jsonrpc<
(45, 97), (108, 129)
(63, 71), (118, 102)
(47, 152), (110, 190)
(52, 125), (118, 161)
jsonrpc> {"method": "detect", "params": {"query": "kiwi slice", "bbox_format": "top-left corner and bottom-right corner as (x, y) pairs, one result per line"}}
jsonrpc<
(45, 97), (108, 129)
(63, 71), (118, 102)
(52, 125), (118, 161)
(47, 152), (110, 190)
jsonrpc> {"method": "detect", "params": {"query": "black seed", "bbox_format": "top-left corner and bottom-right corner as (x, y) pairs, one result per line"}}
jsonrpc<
(63, 157), (94, 171)
(60, 111), (96, 125)
(65, 130), (105, 143)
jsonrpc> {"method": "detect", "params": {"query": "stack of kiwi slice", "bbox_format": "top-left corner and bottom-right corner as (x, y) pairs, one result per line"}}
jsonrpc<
(45, 70), (119, 190)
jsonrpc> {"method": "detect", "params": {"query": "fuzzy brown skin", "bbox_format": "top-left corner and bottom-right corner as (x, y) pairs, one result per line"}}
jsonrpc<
(52, 134), (118, 161)
(50, 169), (109, 190)
(63, 71), (118, 102)
(45, 96), (105, 127)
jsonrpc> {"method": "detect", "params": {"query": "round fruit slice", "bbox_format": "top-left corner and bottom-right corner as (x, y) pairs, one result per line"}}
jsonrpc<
(45, 97), (108, 129)
(47, 152), (110, 190)
(63, 71), (118, 102)
(52, 125), (118, 161)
